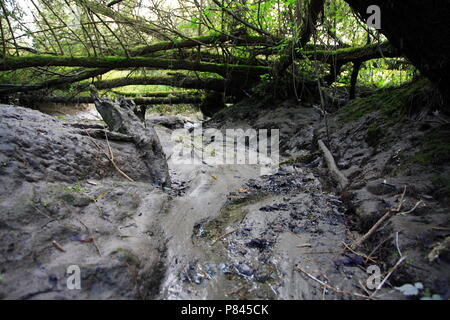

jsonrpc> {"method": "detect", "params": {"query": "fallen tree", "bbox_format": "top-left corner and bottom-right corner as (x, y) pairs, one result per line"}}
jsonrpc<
(92, 74), (229, 93)
(18, 94), (202, 106)
(2, 0), (439, 111)
(0, 55), (270, 78)
(0, 43), (398, 97)
(110, 90), (199, 98)
(0, 68), (110, 95)
(129, 33), (278, 57)
(302, 42), (399, 65)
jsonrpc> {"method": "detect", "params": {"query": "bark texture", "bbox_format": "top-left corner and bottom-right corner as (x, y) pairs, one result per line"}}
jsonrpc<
(94, 97), (171, 187)
(346, 0), (450, 98)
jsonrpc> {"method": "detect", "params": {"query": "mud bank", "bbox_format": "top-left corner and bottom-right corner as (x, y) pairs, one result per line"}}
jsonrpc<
(1, 88), (449, 299)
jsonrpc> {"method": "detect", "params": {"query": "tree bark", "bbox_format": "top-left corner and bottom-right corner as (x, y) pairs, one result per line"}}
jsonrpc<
(0, 55), (270, 78)
(345, 0), (450, 100)
(19, 94), (202, 106)
(303, 42), (398, 65)
(349, 60), (362, 100)
(93, 97), (171, 187)
(129, 34), (277, 57)
(93, 75), (230, 92)
(0, 68), (110, 95)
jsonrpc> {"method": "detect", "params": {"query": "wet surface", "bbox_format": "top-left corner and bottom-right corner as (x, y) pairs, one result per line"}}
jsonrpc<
(4, 103), (447, 300)
(154, 121), (372, 300)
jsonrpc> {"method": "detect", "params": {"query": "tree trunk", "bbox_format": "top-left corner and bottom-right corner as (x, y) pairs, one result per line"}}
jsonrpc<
(93, 97), (171, 188)
(0, 55), (270, 78)
(349, 60), (362, 100)
(0, 68), (110, 95)
(93, 75), (230, 92)
(345, 0), (450, 100)
(19, 95), (202, 106)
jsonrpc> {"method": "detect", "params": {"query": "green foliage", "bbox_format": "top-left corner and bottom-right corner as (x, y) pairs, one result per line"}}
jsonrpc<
(63, 182), (85, 193)
(0, 0), (422, 105)
(358, 59), (415, 88)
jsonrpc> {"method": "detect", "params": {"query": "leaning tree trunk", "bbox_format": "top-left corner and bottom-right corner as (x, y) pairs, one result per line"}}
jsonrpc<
(94, 97), (171, 188)
(345, 0), (450, 101)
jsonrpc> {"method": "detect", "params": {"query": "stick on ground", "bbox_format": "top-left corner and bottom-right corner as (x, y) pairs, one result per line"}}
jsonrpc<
(318, 139), (349, 190)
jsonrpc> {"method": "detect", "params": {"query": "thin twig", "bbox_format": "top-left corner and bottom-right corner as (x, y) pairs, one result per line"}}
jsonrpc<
(365, 235), (392, 264)
(352, 200), (423, 250)
(297, 243), (313, 248)
(395, 186), (407, 212)
(52, 240), (66, 252)
(212, 228), (239, 246)
(85, 129), (134, 182)
(371, 256), (407, 297)
(295, 264), (375, 300)
(78, 219), (102, 256)
(342, 241), (377, 264)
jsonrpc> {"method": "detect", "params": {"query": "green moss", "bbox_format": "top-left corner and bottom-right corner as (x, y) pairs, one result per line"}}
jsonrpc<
(203, 194), (267, 240)
(63, 183), (85, 193)
(279, 153), (318, 165)
(431, 175), (450, 199)
(306, 42), (391, 57)
(338, 78), (432, 124)
(414, 125), (450, 165)
(60, 193), (76, 204)
(55, 115), (69, 121)
(1, 54), (270, 76)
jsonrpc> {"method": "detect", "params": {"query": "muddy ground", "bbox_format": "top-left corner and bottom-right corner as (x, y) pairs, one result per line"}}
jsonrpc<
(0, 94), (449, 300)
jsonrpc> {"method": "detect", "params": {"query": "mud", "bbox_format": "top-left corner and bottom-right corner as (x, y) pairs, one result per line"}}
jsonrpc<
(1, 97), (449, 300)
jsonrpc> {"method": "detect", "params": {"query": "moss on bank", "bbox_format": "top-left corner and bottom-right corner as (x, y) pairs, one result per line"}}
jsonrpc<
(338, 78), (434, 124)
(414, 124), (450, 165)
(432, 175), (450, 199)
